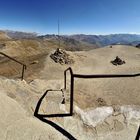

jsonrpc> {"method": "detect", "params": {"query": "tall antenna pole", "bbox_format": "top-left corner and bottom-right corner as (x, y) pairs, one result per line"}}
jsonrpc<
(58, 19), (60, 48)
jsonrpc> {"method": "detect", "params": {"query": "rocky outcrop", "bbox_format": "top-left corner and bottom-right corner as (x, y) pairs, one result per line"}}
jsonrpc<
(74, 105), (140, 139)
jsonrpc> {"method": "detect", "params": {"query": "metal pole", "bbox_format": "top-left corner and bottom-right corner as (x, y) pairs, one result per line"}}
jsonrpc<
(135, 126), (140, 140)
(70, 75), (74, 116)
(64, 70), (66, 90)
(21, 65), (25, 80)
(58, 19), (60, 48)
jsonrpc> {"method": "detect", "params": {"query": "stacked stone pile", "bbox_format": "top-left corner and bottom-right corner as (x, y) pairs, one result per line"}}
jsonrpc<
(111, 56), (125, 66)
(50, 48), (74, 64)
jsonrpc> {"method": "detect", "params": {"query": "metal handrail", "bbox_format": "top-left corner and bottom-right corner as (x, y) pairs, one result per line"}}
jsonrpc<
(73, 73), (140, 78)
(0, 52), (26, 80)
(34, 67), (140, 140)
(64, 67), (140, 115)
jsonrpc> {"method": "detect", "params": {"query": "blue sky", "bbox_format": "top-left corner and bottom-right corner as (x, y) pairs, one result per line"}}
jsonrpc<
(0, 0), (140, 35)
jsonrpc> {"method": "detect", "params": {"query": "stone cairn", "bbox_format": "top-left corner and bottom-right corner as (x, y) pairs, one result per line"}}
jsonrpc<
(111, 56), (126, 66)
(50, 48), (74, 65)
(136, 44), (140, 48)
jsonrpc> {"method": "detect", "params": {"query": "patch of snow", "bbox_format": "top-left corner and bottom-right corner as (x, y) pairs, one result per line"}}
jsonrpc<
(74, 106), (113, 127)
(120, 105), (140, 121)
(59, 104), (68, 113)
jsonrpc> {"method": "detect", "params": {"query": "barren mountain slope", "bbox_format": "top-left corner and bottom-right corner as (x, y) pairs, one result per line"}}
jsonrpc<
(0, 44), (140, 140)
(0, 32), (99, 81)
(0, 38), (49, 81)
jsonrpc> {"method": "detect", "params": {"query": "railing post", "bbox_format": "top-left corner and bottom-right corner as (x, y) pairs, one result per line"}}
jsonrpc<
(135, 126), (140, 140)
(21, 65), (25, 80)
(64, 70), (66, 90)
(70, 75), (74, 116)
(64, 67), (74, 116)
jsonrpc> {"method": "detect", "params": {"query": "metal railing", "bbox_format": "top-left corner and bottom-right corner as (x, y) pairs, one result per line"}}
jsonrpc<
(0, 52), (26, 80)
(34, 67), (140, 140)
(64, 67), (140, 115)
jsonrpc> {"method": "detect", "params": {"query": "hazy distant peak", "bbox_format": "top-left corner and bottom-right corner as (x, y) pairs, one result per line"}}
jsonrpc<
(0, 31), (10, 40)
(0, 30), (37, 39)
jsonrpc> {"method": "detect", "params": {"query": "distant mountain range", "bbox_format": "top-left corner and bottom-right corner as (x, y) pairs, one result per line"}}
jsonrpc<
(39, 34), (140, 47)
(2, 30), (37, 39)
(1, 30), (140, 48)
(38, 34), (99, 51)
(68, 34), (140, 46)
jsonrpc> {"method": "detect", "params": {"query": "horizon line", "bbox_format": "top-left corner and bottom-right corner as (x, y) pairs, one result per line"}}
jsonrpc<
(1, 29), (140, 36)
